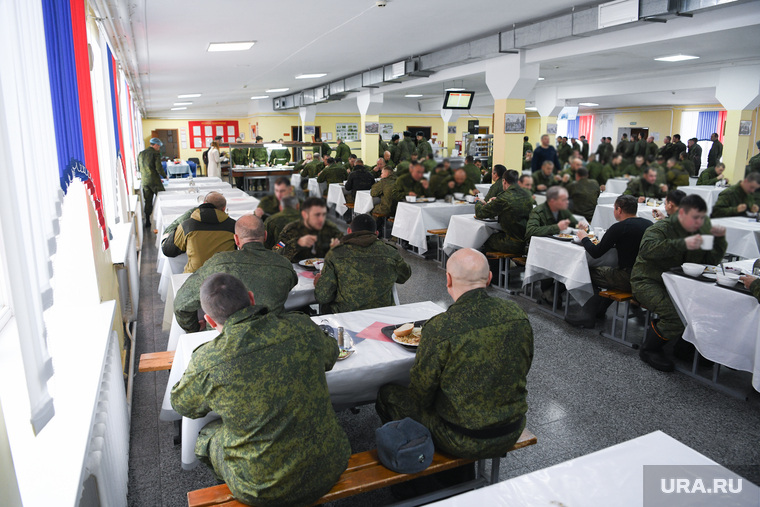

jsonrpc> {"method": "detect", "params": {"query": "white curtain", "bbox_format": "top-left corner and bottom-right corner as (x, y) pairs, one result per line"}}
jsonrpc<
(679, 111), (699, 140)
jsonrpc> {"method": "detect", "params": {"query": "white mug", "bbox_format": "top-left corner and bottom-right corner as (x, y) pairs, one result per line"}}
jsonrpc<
(700, 235), (714, 250)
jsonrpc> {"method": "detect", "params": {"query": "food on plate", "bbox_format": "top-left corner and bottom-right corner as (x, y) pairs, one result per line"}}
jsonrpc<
(338, 349), (351, 359)
(302, 258), (323, 267)
(393, 323), (414, 337)
(393, 323), (422, 346)
(557, 233), (574, 239)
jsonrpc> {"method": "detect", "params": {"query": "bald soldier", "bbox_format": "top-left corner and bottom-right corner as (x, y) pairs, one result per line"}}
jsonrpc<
(174, 215), (298, 332)
(376, 248), (533, 459)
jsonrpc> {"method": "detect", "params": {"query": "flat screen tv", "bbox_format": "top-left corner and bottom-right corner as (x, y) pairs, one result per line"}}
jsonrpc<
(442, 90), (475, 110)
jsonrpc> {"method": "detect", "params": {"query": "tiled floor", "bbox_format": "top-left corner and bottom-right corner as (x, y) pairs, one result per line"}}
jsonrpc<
(128, 226), (760, 506)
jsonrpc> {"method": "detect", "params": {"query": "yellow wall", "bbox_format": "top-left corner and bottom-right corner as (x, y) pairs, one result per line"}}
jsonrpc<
(526, 115), (541, 149)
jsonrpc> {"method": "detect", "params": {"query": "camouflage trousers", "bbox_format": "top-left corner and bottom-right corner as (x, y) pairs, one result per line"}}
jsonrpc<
(631, 280), (684, 340)
(482, 233), (525, 256)
(590, 266), (632, 293)
(142, 185), (160, 222)
(376, 384), (524, 460)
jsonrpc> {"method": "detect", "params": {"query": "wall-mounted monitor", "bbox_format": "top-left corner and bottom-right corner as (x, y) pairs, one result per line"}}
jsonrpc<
(442, 90), (475, 110)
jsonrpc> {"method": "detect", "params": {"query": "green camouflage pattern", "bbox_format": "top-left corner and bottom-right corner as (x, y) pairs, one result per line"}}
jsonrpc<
(750, 278), (760, 303)
(138, 146), (166, 188)
(162, 207), (196, 245)
(523, 141), (533, 155)
(590, 266), (633, 293)
(275, 220), (342, 262)
(557, 143), (573, 166)
(301, 161), (324, 178)
(747, 154), (760, 175)
(416, 137), (433, 159)
(581, 140), (589, 161)
(531, 170), (558, 192)
(268, 148), (291, 166)
(231, 148), (249, 166)
(475, 186), (533, 255)
(525, 202), (578, 247)
(315, 231), (411, 314)
(317, 163), (348, 188)
(171, 305), (350, 507)
(697, 166), (722, 186)
(398, 138), (416, 162)
(522, 159), (532, 172)
(376, 288), (533, 459)
(630, 213), (727, 339)
(623, 177), (666, 199)
(646, 141), (658, 161)
(392, 173), (432, 204)
(666, 163), (691, 188)
(711, 183), (758, 218)
(441, 175), (477, 196)
(428, 169), (452, 199)
(461, 163), (481, 185)
(566, 178), (600, 222)
(264, 208), (301, 249)
(707, 140), (722, 167)
(389, 142), (401, 165)
(174, 242), (297, 332)
(587, 161), (610, 186)
(679, 159), (696, 178)
(334, 142), (351, 163)
(395, 160), (411, 177)
(257, 194), (280, 216)
(249, 147), (268, 166)
(624, 162), (647, 177)
(370, 174), (397, 216)
(422, 157), (437, 173)
(484, 178), (504, 201)
(320, 142), (332, 157)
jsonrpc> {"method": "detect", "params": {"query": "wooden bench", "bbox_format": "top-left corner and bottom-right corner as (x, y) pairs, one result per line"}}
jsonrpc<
(138, 351), (175, 372)
(188, 429), (537, 507)
(485, 252), (526, 294)
(427, 229), (448, 269)
(598, 290), (650, 349)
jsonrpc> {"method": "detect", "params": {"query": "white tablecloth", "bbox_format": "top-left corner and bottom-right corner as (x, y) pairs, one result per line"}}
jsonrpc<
(662, 259), (760, 392)
(524, 236), (617, 306)
(392, 201), (476, 254)
(475, 183), (491, 197)
(604, 178), (629, 194)
(160, 301), (446, 469)
(432, 431), (759, 506)
(442, 215), (502, 255)
(591, 202), (661, 229)
(354, 190), (376, 214)
(327, 183), (348, 215)
(711, 217), (760, 259)
(165, 162), (190, 176)
(165, 176), (222, 186)
(679, 185), (725, 215)
(598, 191), (620, 205)
(161, 181), (230, 193)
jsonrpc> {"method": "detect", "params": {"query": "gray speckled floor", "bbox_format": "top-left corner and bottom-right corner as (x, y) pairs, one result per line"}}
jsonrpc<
(128, 225), (760, 507)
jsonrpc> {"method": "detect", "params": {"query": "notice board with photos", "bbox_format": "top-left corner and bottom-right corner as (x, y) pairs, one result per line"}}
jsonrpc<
(188, 121), (240, 149)
(335, 123), (359, 141)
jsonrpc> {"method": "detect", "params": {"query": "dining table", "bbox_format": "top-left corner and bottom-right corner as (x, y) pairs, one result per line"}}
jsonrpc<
(392, 200), (476, 254)
(710, 216), (760, 259)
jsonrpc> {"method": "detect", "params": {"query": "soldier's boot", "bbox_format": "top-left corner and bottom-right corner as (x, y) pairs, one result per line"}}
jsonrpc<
(565, 295), (605, 328)
(639, 321), (674, 372)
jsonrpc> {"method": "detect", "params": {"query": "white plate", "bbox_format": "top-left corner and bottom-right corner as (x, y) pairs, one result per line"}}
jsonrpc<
(298, 258), (324, 268)
(702, 273), (717, 280)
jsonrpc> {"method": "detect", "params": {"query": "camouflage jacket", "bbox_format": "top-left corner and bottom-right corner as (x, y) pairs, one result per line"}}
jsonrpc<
(269, 148), (291, 165)
(711, 183), (758, 218)
(525, 202), (578, 246)
(531, 170), (558, 192)
(630, 213), (727, 288)
(422, 157), (437, 174)
(461, 163), (481, 185)
(475, 186), (533, 246)
(697, 167), (722, 186)
(566, 178), (600, 222)
(161, 207), (197, 249)
(334, 143), (351, 163)
(320, 142), (332, 157)
(275, 220), (342, 262)
(138, 147), (165, 190)
(230, 148), (249, 166)
(392, 173), (432, 203)
(624, 177), (666, 199)
(557, 143), (573, 165)
(666, 164), (691, 188)
(410, 288), (533, 458)
(523, 141), (533, 155)
(747, 154), (760, 175)
(171, 305), (350, 507)
(646, 142), (658, 161)
(416, 137), (433, 159)
(174, 242), (297, 332)
(162, 204), (236, 273)
(484, 178), (504, 201)
(429, 169), (452, 199)
(301, 161), (324, 178)
(315, 231), (411, 314)
(624, 163), (647, 178)
(587, 161), (611, 186)
(249, 147), (268, 165)
(257, 194), (280, 216)
(707, 140), (723, 167)
(441, 176), (477, 196)
(751, 278), (760, 303)
(370, 175), (397, 216)
(264, 208), (301, 249)
(398, 138), (416, 162)
(317, 164), (348, 186)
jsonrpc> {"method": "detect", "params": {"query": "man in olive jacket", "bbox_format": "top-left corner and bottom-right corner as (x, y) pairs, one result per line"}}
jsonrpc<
(371, 167), (397, 216)
(171, 273), (350, 507)
(566, 167), (600, 223)
(264, 196), (301, 249)
(138, 137), (166, 227)
(710, 173), (760, 218)
(315, 214), (411, 314)
(376, 248), (533, 459)
(392, 163), (432, 206)
(525, 186), (579, 248)
(275, 197), (342, 262)
(174, 215), (297, 332)
(475, 170), (533, 255)
(334, 138), (351, 163)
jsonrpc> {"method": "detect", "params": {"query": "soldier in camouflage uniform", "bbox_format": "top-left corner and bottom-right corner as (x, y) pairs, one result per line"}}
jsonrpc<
(292, 153), (312, 174)
(255, 177), (295, 219)
(667, 156), (691, 189)
(416, 132), (433, 159)
(422, 153), (437, 174)
(556, 137), (573, 168)
(697, 163), (727, 186)
(249, 136), (269, 166)
(623, 168), (668, 202)
(522, 136), (533, 156)
(646, 136), (658, 162)
(483, 165), (506, 202)
(739, 274), (760, 302)
(174, 215), (297, 332)
(579, 135), (590, 161)
(394, 152), (418, 177)
(392, 163), (432, 208)
(275, 197), (342, 262)
(711, 173), (760, 217)
(566, 167), (600, 223)
(381, 149), (395, 170)
(138, 138), (166, 227)
(631, 195), (727, 372)
(376, 248), (533, 459)
(334, 138), (351, 163)
(317, 137), (332, 158)
(317, 157), (348, 194)
(532, 161), (559, 192)
(315, 214), (411, 314)
(658, 136), (674, 162)
(171, 273), (350, 507)
(388, 134), (401, 165)
(230, 138), (249, 189)
(671, 134), (687, 160)
(268, 139), (291, 166)
(525, 186), (579, 248)
(300, 154), (324, 179)
(264, 196), (300, 249)
(398, 131), (416, 162)
(746, 141), (760, 176)
(624, 155), (648, 178)
(461, 155), (481, 185)
(370, 167), (397, 216)
(443, 168), (478, 196)
(475, 170), (532, 255)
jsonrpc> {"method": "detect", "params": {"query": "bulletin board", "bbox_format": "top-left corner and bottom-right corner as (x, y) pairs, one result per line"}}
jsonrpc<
(188, 121), (239, 149)
(336, 123), (359, 141)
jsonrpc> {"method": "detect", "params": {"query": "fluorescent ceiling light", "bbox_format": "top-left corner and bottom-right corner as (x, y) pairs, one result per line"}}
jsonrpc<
(295, 73), (327, 79)
(207, 41), (255, 52)
(578, 102), (599, 106)
(173, 102), (192, 106)
(250, 95), (269, 100)
(525, 107), (538, 111)
(405, 94), (423, 98)
(446, 87), (466, 91)
(266, 88), (289, 93)
(178, 93), (201, 98)
(654, 54), (699, 62)
(538, 77), (545, 81)
(171, 107), (187, 111)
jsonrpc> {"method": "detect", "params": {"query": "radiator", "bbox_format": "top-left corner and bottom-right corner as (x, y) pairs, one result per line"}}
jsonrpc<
(78, 330), (130, 507)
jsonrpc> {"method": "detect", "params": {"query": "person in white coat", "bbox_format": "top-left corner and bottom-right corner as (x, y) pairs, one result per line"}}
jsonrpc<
(207, 141), (221, 178)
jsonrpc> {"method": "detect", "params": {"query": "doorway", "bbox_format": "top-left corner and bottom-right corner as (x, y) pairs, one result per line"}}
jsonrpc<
(291, 125), (322, 142)
(150, 129), (179, 159)
(629, 127), (649, 141)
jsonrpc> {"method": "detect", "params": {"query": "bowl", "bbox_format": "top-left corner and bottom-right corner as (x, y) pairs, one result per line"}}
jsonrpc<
(453, 192), (465, 200)
(681, 263), (704, 277)
(465, 194), (478, 203)
(405, 195), (416, 202)
(716, 273), (740, 287)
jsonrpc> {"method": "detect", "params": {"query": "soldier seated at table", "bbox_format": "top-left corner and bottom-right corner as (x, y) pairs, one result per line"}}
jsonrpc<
(316, 157), (348, 194)
(171, 273), (350, 507)
(369, 157), (387, 179)
(255, 177), (295, 219)
(443, 168), (478, 197)
(292, 152), (312, 174)
(483, 164), (506, 202)
(565, 195), (652, 328)
(162, 191), (237, 273)
(697, 162), (727, 186)
(315, 214), (411, 314)
(428, 163), (452, 199)
(525, 186), (580, 249)
(300, 153), (324, 179)
(710, 172), (760, 218)
(624, 155), (648, 178)
(532, 161), (559, 193)
(376, 248), (533, 461)
(666, 156), (691, 189)
(395, 152), (418, 177)
(631, 195), (727, 372)
(392, 162), (432, 207)
(175, 215), (297, 333)
(371, 166), (397, 216)
(461, 155), (481, 185)
(344, 162), (375, 202)
(566, 167), (600, 223)
(623, 167), (668, 203)
(275, 197), (342, 262)
(475, 170), (533, 256)
(518, 174), (535, 201)
(264, 196), (300, 249)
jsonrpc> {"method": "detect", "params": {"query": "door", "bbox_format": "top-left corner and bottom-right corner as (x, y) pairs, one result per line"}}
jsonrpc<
(291, 126), (321, 142)
(406, 126), (431, 149)
(150, 129), (179, 159)
(629, 127), (649, 141)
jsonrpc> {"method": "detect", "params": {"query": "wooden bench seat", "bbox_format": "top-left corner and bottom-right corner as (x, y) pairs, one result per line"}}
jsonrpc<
(188, 428), (537, 507)
(485, 253), (526, 294)
(597, 291), (650, 349)
(426, 228), (447, 236)
(138, 351), (175, 372)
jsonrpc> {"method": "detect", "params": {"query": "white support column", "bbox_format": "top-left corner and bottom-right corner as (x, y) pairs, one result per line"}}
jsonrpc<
(716, 65), (760, 182)
(440, 108), (461, 157)
(357, 90), (383, 164)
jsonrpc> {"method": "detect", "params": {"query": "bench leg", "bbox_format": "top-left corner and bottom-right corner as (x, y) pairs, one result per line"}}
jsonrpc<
(600, 300), (640, 349)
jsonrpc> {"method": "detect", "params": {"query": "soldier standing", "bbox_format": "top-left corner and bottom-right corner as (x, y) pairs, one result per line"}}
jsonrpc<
(707, 133), (723, 168)
(138, 137), (166, 228)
